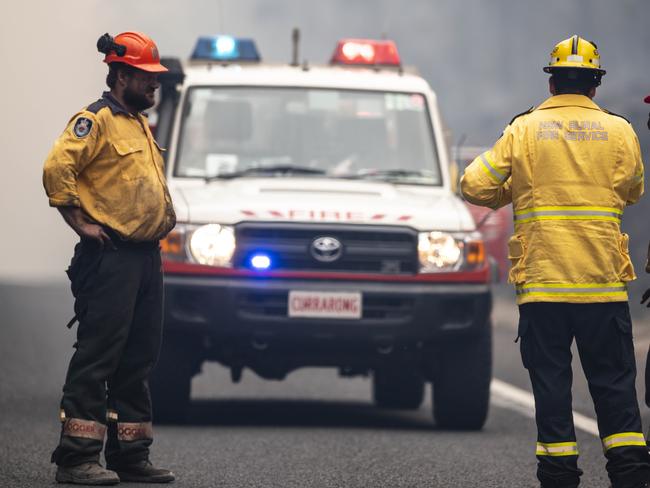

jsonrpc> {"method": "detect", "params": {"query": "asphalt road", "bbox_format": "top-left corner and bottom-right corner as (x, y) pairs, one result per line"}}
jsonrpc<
(2, 282), (650, 487)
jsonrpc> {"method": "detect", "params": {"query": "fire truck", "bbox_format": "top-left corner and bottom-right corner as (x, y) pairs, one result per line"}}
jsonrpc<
(151, 34), (493, 428)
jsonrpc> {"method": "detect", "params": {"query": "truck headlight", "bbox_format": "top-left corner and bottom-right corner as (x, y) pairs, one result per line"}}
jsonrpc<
(418, 231), (462, 272)
(189, 224), (236, 267)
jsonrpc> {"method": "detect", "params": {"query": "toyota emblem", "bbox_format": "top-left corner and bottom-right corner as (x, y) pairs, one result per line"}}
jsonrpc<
(310, 236), (343, 262)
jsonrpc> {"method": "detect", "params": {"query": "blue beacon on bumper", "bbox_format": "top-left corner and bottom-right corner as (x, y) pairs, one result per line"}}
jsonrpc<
(250, 254), (272, 270)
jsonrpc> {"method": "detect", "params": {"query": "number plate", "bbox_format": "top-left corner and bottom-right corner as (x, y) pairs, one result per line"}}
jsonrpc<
(288, 291), (362, 319)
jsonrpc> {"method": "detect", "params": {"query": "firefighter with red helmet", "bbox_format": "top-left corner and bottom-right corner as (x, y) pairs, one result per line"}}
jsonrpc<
(43, 32), (176, 485)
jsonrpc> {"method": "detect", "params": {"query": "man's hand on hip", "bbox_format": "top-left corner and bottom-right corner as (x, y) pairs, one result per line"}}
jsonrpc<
(57, 206), (116, 250)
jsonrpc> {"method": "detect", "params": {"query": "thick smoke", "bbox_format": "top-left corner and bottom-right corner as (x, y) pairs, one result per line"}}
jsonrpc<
(1, 0), (649, 281)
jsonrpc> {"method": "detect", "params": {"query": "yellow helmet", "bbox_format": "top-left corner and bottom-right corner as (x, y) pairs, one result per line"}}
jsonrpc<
(543, 35), (606, 76)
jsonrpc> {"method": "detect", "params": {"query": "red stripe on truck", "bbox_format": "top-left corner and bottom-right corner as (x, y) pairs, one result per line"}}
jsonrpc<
(163, 261), (490, 283)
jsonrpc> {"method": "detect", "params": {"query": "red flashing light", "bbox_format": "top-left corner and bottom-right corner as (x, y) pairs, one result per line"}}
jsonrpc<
(330, 39), (401, 67)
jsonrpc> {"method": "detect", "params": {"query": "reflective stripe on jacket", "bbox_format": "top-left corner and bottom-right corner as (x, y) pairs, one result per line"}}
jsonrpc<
(460, 95), (644, 304)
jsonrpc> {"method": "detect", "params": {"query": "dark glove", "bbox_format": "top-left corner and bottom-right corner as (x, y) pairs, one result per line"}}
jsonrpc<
(642, 288), (650, 307)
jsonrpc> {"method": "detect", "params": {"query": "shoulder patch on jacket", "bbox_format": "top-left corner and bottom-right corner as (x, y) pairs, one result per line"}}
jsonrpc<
(85, 98), (108, 114)
(73, 117), (93, 138)
(509, 106), (535, 126)
(601, 108), (630, 124)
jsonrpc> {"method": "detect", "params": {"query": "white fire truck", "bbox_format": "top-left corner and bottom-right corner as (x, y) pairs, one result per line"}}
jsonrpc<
(152, 34), (493, 428)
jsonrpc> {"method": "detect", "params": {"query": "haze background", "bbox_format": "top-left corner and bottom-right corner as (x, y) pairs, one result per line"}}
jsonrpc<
(2, 0), (649, 289)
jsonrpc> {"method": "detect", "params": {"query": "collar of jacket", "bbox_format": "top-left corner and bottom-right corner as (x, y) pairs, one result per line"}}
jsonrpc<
(101, 91), (144, 118)
(536, 94), (602, 112)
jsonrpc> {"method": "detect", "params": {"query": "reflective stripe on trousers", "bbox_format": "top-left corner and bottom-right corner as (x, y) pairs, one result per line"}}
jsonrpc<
(514, 205), (622, 225)
(536, 441), (579, 457)
(602, 432), (646, 452)
(61, 417), (107, 441)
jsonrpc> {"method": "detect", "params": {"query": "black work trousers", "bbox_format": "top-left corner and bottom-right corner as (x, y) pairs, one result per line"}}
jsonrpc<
(52, 238), (163, 467)
(518, 302), (650, 488)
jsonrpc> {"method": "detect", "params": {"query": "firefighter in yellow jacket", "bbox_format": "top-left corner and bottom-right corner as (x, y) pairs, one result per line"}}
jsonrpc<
(43, 33), (175, 485)
(461, 36), (650, 488)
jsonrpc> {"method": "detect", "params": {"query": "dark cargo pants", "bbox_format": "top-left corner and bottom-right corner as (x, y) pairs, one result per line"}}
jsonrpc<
(518, 302), (650, 488)
(51, 238), (163, 467)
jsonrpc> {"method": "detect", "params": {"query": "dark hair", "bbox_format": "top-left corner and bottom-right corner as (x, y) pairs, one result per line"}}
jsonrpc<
(550, 69), (601, 96)
(106, 62), (138, 89)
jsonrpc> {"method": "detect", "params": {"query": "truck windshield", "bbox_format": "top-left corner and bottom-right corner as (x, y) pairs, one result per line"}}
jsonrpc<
(174, 87), (441, 185)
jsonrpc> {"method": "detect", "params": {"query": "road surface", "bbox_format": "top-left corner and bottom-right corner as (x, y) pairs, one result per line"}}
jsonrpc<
(2, 282), (650, 487)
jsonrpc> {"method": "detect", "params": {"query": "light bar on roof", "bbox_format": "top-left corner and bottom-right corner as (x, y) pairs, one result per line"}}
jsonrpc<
(191, 36), (261, 62)
(330, 39), (401, 67)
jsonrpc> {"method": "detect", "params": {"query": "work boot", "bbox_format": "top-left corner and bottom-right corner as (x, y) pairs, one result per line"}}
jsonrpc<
(108, 460), (174, 483)
(55, 461), (120, 485)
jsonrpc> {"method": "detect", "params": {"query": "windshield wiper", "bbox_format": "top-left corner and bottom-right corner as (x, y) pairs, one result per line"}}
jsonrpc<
(205, 165), (326, 182)
(338, 169), (433, 180)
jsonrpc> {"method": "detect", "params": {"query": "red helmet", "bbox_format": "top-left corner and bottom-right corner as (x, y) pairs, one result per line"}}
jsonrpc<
(103, 32), (168, 73)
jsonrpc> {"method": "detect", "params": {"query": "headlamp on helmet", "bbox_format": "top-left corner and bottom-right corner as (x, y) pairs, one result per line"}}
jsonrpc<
(97, 33), (126, 58)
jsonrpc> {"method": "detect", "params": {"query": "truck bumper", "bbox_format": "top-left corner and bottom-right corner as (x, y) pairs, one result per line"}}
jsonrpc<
(164, 274), (491, 351)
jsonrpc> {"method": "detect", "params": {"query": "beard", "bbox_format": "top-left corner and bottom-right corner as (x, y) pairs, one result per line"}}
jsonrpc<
(123, 86), (155, 112)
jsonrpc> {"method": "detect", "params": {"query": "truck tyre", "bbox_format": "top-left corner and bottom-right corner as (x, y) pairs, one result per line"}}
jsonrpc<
(372, 368), (425, 410)
(431, 323), (492, 430)
(150, 333), (194, 424)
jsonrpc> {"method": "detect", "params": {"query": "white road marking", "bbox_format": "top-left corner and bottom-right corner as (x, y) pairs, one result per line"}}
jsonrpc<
(491, 378), (600, 437)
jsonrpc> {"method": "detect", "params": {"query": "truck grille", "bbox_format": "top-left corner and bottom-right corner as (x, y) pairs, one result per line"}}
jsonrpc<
(233, 223), (418, 274)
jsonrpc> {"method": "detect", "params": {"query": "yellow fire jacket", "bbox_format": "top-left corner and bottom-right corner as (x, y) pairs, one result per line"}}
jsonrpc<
(461, 95), (644, 304)
(43, 92), (176, 242)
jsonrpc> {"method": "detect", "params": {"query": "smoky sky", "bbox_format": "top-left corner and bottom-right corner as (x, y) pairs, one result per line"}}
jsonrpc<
(2, 0), (650, 281)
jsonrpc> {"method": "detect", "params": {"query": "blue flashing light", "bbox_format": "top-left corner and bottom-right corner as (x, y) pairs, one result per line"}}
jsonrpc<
(250, 254), (272, 270)
(191, 36), (261, 62)
(214, 36), (238, 59)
